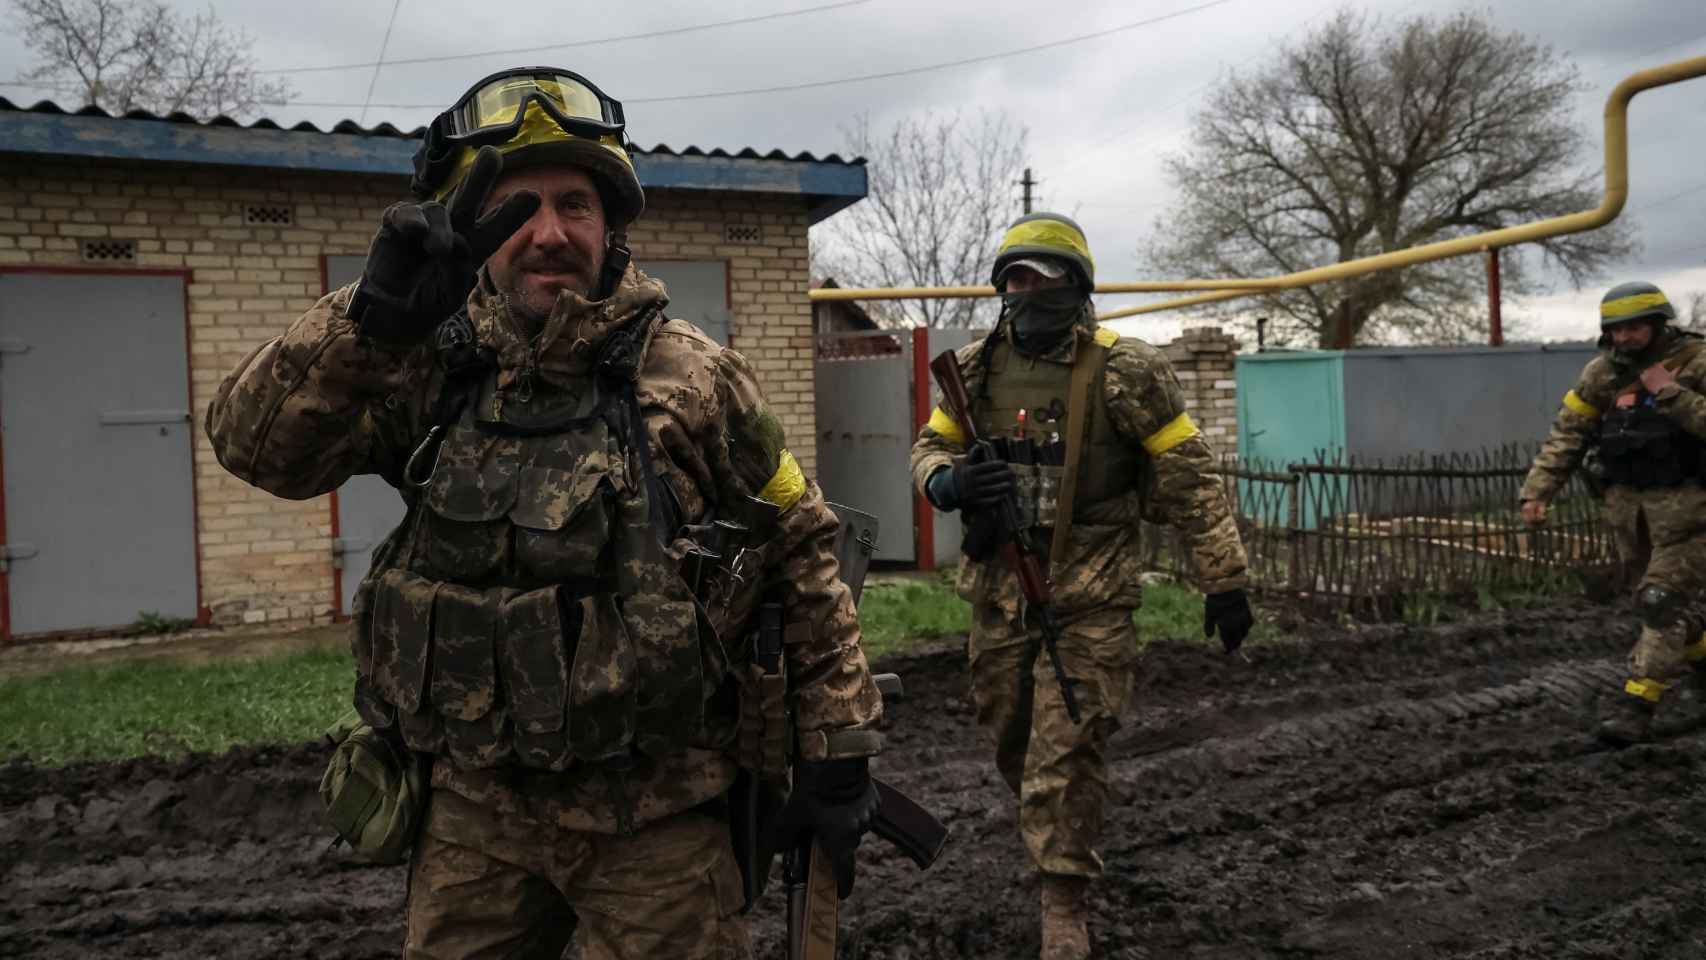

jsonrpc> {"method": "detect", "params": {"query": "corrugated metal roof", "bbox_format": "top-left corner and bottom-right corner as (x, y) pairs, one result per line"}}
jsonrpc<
(0, 96), (865, 166)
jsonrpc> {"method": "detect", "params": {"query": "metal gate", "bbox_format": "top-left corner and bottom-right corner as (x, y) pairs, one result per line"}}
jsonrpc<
(0, 271), (199, 637)
(814, 327), (975, 566)
(646, 260), (732, 345)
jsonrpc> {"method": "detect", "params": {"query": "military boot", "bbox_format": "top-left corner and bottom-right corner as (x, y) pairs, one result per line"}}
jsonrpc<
(1596, 689), (1658, 747)
(1040, 875), (1090, 960)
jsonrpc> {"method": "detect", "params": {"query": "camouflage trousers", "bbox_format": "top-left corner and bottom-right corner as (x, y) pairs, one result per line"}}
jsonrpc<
(404, 788), (751, 960)
(1605, 488), (1706, 696)
(967, 602), (1137, 878)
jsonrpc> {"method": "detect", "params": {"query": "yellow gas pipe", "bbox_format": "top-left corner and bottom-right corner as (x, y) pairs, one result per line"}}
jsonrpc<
(803, 55), (1706, 322)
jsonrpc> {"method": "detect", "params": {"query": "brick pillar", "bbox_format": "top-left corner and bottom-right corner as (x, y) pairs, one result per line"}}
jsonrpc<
(1161, 326), (1240, 452)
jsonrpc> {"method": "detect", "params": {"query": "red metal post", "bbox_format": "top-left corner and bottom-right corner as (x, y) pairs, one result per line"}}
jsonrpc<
(911, 326), (935, 572)
(1486, 248), (1504, 346)
(320, 255), (350, 621)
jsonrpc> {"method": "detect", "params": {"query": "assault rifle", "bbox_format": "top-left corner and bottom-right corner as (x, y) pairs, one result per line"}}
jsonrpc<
(725, 500), (950, 960)
(929, 350), (1083, 724)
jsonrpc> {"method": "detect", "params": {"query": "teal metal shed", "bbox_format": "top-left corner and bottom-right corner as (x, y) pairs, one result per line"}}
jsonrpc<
(1236, 343), (1601, 468)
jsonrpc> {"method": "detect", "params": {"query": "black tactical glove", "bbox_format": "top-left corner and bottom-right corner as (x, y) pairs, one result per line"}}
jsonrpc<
(928, 443), (1016, 513)
(349, 145), (541, 344)
(1207, 589), (1262, 658)
(780, 757), (878, 899)
(1203, 588), (1254, 655)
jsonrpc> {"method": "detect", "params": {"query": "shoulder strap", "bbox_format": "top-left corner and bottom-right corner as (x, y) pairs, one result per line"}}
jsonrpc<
(1049, 328), (1117, 564)
(598, 306), (683, 544)
(403, 310), (493, 488)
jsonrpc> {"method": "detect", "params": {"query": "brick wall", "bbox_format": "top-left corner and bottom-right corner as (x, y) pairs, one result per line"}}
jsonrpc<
(1162, 326), (1240, 452)
(630, 191), (818, 476)
(0, 156), (820, 628)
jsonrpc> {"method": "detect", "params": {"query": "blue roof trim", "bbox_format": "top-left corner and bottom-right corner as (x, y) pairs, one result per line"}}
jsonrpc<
(634, 153), (865, 221)
(0, 106), (866, 223)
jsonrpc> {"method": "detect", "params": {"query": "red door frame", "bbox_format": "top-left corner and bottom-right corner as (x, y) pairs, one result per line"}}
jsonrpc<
(0, 265), (204, 643)
(910, 327), (936, 572)
(319, 255), (354, 621)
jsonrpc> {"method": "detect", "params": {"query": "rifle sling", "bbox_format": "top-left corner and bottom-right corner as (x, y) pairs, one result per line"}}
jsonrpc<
(1049, 335), (1111, 566)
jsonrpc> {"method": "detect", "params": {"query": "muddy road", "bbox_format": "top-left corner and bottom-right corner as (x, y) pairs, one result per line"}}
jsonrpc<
(5, 602), (1705, 958)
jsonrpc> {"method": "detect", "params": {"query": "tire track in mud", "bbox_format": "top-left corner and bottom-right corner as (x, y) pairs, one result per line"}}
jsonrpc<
(5, 602), (1704, 959)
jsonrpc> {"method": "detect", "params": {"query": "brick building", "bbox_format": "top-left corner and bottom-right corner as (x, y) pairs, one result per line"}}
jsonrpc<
(0, 98), (866, 639)
(1160, 326), (1240, 446)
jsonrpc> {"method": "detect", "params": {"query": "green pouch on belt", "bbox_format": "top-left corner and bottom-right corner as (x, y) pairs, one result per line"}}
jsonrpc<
(319, 709), (428, 865)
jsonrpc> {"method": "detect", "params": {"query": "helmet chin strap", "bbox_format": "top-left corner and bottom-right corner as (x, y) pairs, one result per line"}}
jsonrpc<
(596, 227), (631, 300)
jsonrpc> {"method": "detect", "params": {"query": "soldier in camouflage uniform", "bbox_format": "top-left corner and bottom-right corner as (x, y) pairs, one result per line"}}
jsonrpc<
(1521, 281), (1706, 747)
(205, 67), (883, 959)
(908, 212), (1252, 960)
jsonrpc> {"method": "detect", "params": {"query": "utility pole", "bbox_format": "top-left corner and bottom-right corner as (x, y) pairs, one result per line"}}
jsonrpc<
(1485, 247), (1504, 346)
(1017, 167), (1038, 214)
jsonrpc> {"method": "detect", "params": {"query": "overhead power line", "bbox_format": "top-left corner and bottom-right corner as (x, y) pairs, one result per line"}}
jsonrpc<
(250, 0), (871, 75)
(358, 0), (405, 124)
(71, 0), (1233, 111)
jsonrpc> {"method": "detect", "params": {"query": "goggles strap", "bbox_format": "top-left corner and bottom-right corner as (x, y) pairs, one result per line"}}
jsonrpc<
(598, 231), (632, 301)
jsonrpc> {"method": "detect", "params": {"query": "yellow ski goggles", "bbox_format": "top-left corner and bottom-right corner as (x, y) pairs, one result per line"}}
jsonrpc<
(413, 67), (629, 197)
(443, 69), (624, 142)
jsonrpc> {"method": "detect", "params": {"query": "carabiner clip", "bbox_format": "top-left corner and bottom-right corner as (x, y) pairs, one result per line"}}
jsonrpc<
(405, 425), (449, 488)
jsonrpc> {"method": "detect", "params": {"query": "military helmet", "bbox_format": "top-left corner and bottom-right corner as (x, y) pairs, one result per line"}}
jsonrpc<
(410, 67), (645, 226)
(1599, 280), (1676, 331)
(991, 211), (1095, 293)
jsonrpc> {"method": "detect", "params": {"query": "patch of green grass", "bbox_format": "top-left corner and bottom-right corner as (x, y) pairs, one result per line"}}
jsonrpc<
(1132, 579), (1285, 648)
(857, 573), (1282, 658)
(0, 647), (353, 766)
(1402, 571), (1589, 626)
(2, 575), (1294, 766)
(857, 578), (972, 659)
(1131, 580), (1206, 640)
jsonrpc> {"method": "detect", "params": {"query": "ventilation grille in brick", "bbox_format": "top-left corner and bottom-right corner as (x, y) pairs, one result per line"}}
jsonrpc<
(82, 239), (137, 262)
(724, 223), (763, 244)
(244, 204), (294, 225)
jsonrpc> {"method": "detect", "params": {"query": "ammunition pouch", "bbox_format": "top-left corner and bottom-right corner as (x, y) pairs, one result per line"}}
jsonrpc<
(358, 565), (706, 769)
(319, 709), (428, 865)
(1011, 462), (1064, 530)
(1597, 405), (1702, 490)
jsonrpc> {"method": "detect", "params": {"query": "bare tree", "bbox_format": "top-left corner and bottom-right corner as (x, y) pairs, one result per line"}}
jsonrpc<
(1683, 291), (1706, 329)
(811, 111), (1028, 329)
(1142, 9), (1635, 348)
(10, 0), (292, 120)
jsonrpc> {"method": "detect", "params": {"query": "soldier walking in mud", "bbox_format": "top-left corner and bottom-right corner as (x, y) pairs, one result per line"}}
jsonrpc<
(205, 66), (886, 959)
(909, 212), (1252, 959)
(1521, 281), (1706, 746)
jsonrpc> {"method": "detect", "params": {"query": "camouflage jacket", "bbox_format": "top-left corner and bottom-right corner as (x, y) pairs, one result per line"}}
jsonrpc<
(910, 321), (1248, 613)
(205, 265), (881, 833)
(1521, 329), (1706, 505)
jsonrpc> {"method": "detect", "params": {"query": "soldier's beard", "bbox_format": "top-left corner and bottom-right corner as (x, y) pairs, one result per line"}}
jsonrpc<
(1610, 323), (1666, 369)
(502, 259), (601, 337)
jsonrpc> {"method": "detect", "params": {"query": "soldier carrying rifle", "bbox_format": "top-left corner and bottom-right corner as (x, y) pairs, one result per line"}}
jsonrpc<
(910, 212), (1253, 960)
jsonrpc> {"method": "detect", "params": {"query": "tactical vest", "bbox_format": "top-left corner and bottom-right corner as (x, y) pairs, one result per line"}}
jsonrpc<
(973, 335), (1142, 531)
(350, 318), (718, 773)
(1598, 400), (1703, 490)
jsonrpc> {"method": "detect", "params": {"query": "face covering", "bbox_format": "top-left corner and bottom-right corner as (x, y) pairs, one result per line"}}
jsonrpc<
(1004, 287), (1086, 354)
(1608, 322), (1666, 371)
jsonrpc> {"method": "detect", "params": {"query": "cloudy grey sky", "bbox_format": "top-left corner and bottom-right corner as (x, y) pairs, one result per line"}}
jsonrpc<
(2, 0), (1702, 343)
